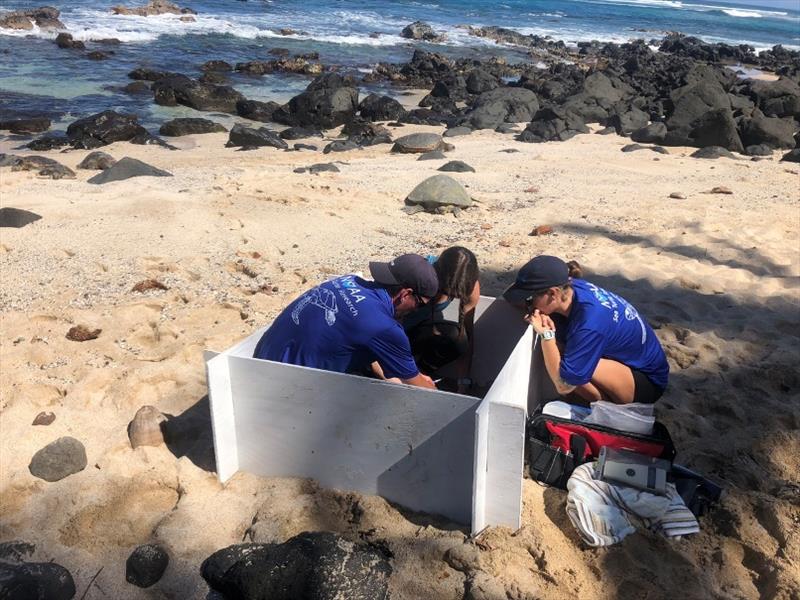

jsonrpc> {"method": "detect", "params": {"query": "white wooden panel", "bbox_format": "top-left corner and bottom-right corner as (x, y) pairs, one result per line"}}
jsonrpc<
(226, 325), (269, 358)
(470, 298), (528, 388)
(224, 356), (481, 524)
(478, 327), (533, 530)
(471, 399), (490, 534)
(528, 337), (560, 414)
(206, 353), (239, 482)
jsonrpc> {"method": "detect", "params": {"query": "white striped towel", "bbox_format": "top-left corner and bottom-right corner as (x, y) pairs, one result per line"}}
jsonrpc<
(566, 462), (700, 547)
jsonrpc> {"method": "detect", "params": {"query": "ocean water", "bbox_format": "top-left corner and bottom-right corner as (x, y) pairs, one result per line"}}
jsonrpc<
(1, 0), (798, 129)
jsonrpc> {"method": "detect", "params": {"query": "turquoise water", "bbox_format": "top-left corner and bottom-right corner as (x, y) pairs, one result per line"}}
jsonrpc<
(1, 0), (798, 128)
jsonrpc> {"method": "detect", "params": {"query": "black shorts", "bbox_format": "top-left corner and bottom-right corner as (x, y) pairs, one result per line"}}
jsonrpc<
(632, 369), (665, 404)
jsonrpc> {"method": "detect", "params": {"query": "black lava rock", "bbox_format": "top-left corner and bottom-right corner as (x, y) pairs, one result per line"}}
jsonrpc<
(0, 561), (76, 600)
(200, 532), (391, 600)
(126, 544), (169, 588)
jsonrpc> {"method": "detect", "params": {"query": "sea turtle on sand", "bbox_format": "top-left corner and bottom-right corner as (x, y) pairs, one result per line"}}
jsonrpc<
(404, 174), (473, 215)
(291, 287), (339, 326)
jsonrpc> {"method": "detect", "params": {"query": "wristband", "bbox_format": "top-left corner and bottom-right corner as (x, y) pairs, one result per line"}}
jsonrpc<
(540, 330), (556, 341)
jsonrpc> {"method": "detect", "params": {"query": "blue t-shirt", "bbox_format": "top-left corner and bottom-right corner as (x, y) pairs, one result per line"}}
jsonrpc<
(552, 279), (669, 389)
(253, 275), (419, 380)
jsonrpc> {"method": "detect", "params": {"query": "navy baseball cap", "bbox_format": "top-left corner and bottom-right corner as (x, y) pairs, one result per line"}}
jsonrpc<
(503, 255), (569, 304)
(369, 254), (439, 298)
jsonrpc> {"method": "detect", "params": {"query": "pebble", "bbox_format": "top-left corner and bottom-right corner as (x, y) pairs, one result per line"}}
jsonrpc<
(669, 192), (687, 199)
(66, 325), (101, 342)
(710, 186), (733, 195)
(132, 279), (168, 293)
(530, 225), (553, 236)
(32, 411), (56, 426)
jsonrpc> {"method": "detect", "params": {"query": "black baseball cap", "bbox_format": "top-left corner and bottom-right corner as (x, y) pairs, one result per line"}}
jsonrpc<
(369, 254), (439, 298)
(503, 255), (569, 304)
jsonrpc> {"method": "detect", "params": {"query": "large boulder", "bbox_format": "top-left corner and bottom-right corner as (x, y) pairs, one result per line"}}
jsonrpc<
(226, 124), (288, 149)
(87, 157), (173, 184)
(66, 110), (146, 148)
(28, 437), (87, 482)
(399, 49), (454, 85)
(666, 80), (731, 133)
(688, 108), (743, 152)
(358, 94), (406, 122)
(201, 532), (391, 600)
(236, 99), (280, 122)
(747, 78), (800, 118)
(518, 107), (588, 143)
(391, 133), (443, 154)
(631, 122), (667, 144)
(464, 87), (539, 130)
(466, 69), (499, 95)
(606, 106), (649, 136)
(159, 117), (226, 136)
(111, 0), (194, 17)
(401, 21), (442, 42)
(272, 73), (358, 129)
(739, 114), (797, 149)
(406, 174), (472, 213)
(152, 76), (244, 113)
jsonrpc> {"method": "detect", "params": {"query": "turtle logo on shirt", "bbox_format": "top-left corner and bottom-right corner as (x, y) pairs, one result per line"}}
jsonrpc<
(624, 302), (647, 345)
(291, 287), (339, 326)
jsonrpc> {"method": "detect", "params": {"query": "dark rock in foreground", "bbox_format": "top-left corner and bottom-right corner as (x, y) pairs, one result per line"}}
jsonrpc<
(27, 134), (71, 151)
(159, 118), (226, 137)
(201, 532), (391, 600)
(226, 124), (288, 149)
(88, 157), (173, 184)
(28, 436), (87, 482)
(631, 122), (667, 144)
(126, 544), (169, 588)
(518, 107), (588, 143)
(0, 207), (42, 228)
(0, 561), (76, 600)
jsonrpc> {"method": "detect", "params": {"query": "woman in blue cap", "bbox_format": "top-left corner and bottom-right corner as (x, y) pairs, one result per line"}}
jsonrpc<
(504, 256), (668, 404)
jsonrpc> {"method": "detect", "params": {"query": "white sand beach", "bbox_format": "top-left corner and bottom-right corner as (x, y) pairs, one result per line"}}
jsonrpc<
(1, 124), (799, 598)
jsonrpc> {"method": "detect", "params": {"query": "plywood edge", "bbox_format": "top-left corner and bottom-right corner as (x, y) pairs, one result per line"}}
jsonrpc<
(206, 353), (239, 483)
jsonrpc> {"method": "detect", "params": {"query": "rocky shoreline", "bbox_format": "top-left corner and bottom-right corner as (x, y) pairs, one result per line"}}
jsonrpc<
(3, 12), (800, 171)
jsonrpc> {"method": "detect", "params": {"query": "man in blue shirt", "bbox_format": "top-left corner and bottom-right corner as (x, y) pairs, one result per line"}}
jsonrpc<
(505, 256), (669, 404)
(253, 254), (439, 389)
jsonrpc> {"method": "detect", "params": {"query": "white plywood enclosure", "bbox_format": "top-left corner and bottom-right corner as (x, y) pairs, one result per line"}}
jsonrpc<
(205, 295), (535, 534)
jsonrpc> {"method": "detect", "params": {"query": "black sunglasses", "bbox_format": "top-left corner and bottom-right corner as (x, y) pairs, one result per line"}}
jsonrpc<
(413, 292), (430, 307)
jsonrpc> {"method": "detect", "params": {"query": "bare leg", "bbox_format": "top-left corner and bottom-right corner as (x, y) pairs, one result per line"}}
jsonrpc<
(584, 358), (636, 404)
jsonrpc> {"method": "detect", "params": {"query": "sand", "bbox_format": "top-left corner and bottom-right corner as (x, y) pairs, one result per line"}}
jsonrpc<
(1, 122), (799, 599)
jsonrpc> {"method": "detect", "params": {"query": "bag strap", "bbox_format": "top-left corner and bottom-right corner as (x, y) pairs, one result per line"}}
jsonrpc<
(569, 433), (587, 463)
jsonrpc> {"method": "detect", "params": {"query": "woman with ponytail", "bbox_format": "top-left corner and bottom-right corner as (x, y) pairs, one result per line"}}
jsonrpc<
(504, 256), (668, 405)
(403, 246), (481, 393)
